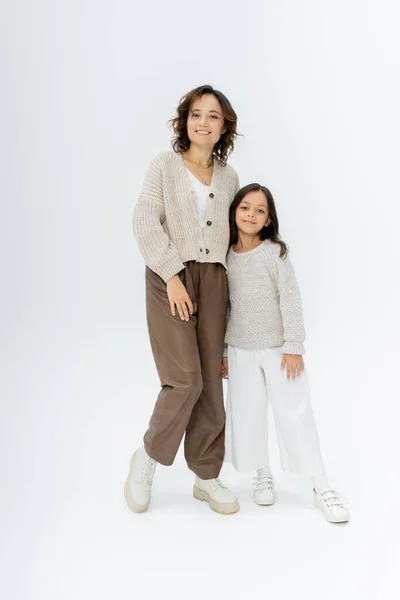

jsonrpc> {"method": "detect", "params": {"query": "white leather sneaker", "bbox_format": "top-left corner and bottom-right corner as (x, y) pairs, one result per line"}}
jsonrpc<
(193, 476), (239, 514)
(253, 468), (276, 506)
(124, 446), (157, 513)
(314, 489), (350, 523)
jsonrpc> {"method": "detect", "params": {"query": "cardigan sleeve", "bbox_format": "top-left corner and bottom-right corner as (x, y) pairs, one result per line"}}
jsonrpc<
(133, 155), (186, 283)
(271, 246), (306, 355)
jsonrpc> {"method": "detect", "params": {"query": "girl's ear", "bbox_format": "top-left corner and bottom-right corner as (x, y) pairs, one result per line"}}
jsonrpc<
(265, 217), (271, 227)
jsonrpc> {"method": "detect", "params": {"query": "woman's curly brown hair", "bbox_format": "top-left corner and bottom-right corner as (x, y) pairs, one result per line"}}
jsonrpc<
(169, 85), (238, 166)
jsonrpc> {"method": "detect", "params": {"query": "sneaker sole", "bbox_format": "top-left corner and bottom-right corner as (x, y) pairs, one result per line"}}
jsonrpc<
(124, 451), (150, 514)
(319, 512), (350, 523)
(254, 496), (276, 506)
(193, 485), (240, 515)
(313, 499), (349, 523)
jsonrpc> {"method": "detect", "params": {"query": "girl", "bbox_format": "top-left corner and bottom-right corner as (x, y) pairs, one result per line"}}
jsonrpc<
(222, 183), (349, 523)
(124, 85), (240, 515)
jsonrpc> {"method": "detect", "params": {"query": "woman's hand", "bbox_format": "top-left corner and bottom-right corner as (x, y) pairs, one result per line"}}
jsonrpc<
(222, 357), (229, 379)
(166, 275), (194, 321)
(281, 353), (304, 380)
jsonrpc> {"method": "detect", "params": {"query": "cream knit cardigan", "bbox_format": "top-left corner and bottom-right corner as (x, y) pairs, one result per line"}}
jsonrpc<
(133, 151), (240, 282)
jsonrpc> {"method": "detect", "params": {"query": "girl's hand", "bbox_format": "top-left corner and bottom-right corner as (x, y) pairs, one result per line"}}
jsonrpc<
(222, 357), (229, 379)
(166, 275), (194, 321)
(281, 354), (304, 380)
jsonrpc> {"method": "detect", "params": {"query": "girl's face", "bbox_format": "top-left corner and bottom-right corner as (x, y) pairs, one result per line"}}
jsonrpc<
(235, 190), (270, 236)
(186, 94), (226, 149)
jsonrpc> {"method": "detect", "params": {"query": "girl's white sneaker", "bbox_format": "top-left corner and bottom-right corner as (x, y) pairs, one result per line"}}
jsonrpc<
(253, 469), (276, 506)
(313, 489), (350, 523)
(124, 446), (157, 513)
(193, 476), (239, 514)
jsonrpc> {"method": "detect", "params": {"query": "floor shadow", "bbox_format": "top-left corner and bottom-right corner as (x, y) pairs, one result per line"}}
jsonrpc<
(274, 489), (310, 507)
(148, 488), (195, 512)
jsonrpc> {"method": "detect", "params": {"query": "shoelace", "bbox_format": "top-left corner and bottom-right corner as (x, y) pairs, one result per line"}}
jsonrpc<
(140, 457), (156, 484)
(253, 475), (274, 492)
(319, 489), (344, 508)
(211, 478), (227, 491)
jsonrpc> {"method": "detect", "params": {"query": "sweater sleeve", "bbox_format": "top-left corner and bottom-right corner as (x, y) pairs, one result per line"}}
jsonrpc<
(234, 170), (240, 195)
(272, 247), (306, 355)
(133, 156), (186, 283)
(222, 299), (231, 358)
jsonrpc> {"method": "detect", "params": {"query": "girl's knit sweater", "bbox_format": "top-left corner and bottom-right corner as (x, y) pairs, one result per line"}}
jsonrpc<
(224, 240), (306, 355)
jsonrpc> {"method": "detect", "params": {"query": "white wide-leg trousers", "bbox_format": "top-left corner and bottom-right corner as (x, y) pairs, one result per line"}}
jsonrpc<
(224, 345), (325, 475)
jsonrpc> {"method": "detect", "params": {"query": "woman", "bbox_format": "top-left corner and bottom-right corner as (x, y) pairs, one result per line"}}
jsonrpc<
(125, 85), (240, 514)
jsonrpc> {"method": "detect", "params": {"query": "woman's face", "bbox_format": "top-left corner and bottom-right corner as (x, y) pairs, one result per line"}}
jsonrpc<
(186, 94), (226, 149)
(235, 191), (270, 236)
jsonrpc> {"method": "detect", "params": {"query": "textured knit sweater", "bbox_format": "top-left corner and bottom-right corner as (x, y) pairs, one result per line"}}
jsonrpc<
(133, 151), (240, 282)
(224, 240), (306, 355)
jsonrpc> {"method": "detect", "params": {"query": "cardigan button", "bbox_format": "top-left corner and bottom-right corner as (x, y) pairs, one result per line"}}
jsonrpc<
(207, 220), (212, 226)
(205, 249), (210, 254)
(200, 249), (203, 252)
(209, 193), (214, 199)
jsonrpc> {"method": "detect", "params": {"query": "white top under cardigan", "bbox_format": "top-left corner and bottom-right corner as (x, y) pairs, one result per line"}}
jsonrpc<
(224, 240), (306, 355)
(133, 151), (240, 283)
(185, 167), (209, 228)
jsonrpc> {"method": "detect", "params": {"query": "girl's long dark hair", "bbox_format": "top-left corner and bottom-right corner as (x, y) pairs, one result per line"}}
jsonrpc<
(229, 183), (288, 258)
